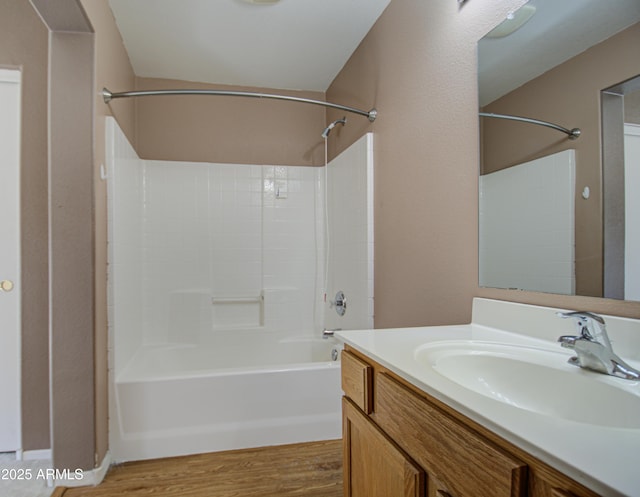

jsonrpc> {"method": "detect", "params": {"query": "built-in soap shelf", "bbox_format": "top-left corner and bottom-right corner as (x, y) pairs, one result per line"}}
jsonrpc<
(211, 291), (264, 329)
(211, 294), (264, 305)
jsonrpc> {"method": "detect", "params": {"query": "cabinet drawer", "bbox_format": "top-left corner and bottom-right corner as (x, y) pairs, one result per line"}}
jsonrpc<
(341, 350), (373, 413)
(374, 373), (527, 497)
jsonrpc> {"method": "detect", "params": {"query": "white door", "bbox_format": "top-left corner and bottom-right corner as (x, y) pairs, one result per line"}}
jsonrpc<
(0, 68), (21, 452)
(625, 123), (640, 301)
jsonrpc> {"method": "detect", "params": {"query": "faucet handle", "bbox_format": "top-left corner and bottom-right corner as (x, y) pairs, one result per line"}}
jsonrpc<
(556, 311), (605, 325)
(556, 311), (610, 348)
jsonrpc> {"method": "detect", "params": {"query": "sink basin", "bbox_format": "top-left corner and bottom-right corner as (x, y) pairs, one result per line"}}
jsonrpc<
(414, 341), (640, 429)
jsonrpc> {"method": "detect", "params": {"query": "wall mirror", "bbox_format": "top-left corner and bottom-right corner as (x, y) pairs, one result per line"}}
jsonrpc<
(478, 0), (640, 300)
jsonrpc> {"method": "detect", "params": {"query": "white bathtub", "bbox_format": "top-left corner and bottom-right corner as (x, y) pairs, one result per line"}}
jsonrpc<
(109, 332), (343, 462)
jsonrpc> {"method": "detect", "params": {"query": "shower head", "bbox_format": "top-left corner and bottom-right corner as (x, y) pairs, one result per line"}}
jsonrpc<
(321, 117), (347, 139)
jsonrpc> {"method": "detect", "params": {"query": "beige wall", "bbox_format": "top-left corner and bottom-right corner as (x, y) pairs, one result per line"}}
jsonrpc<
(0, 0), (50, 452)
(48, 29), (96, 471)
(134, 78), (326, 166)
(481, 23), (640, 298)
(28, 0), (97, 472)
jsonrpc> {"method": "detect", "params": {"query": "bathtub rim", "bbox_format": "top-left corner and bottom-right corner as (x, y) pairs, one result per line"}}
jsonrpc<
(117, 358), (341, 383)
(117, 337), (343, 381)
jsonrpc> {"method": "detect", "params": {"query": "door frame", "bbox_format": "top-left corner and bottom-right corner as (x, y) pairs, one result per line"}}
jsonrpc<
(0, 67), (22, 453)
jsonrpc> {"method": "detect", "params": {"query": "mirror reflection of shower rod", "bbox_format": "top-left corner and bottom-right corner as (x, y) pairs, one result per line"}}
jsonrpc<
(102, 87), (377, 122)
(479, 112), (581, 140)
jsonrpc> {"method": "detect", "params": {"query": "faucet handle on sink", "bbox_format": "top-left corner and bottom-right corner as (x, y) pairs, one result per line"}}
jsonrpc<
(556, 311), (609, 346)
(556, 310), (605, 325)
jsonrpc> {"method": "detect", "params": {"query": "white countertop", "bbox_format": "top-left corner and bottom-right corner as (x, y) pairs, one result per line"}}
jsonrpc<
(335, 299), (640, 497)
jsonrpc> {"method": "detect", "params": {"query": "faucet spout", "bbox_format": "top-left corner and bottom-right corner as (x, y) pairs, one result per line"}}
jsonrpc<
(557, 335), (577, 349)
(322, 328), (341, 339)
(557, 311), (640, 380)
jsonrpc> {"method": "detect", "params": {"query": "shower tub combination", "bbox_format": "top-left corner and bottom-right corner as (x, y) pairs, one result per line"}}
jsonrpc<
(106, 117), (373, 462)
(111, 331), (342, 462)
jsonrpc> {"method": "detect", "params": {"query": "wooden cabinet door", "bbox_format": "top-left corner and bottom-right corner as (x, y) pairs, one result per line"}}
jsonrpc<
(427, 475), (453, 497)
(343, 397), (425, 497)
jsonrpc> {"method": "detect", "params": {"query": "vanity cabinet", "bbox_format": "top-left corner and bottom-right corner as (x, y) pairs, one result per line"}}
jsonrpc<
(341, 348), (603, 497)
(343, 397), (424, 497)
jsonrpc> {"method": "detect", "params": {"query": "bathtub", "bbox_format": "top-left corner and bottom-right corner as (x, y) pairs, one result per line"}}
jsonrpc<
(109, 331), (343, 462)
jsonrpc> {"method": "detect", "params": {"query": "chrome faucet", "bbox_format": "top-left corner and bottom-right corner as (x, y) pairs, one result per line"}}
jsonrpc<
(322, 328), (341, 339)
(557, 311), (640, 380)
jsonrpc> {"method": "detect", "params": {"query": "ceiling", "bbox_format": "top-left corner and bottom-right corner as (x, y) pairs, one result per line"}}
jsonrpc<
(108, 0), (391, 93)
(478, 0), (640, 106)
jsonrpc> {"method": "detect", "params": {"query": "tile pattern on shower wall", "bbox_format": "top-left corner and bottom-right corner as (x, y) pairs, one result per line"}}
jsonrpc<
(143, 160), (211, 342)
(263, 166), (324, 332)
(141, 161), (264, 342)
(141, 162), (322, 344)
(107, 117), (324, 352)
(106, 117), (145, 374)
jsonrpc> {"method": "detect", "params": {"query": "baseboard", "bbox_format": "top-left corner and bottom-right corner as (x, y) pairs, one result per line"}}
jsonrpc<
(14, 448), (53, 461)
(54, 451), (112, 488)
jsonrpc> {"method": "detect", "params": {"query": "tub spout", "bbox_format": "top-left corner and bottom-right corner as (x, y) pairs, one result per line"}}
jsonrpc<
(323, 328), (341, 339)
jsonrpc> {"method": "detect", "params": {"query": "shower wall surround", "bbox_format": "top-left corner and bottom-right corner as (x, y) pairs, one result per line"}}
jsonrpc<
(107, 118), (144, 374)
(107, 117), (353, 376)
(325, 133), (374, 331)
(107, 117), (374, 458)
(479, 149), (576, 295)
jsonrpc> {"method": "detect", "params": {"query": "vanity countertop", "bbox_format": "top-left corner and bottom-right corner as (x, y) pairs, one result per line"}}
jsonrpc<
(335, 298), (640, 497)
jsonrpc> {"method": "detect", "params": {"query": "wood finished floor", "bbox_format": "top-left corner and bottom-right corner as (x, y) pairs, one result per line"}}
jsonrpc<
(52, 440), (343, 497)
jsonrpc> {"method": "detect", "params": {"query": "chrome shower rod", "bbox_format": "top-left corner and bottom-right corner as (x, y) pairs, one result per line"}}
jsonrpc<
(479, 112), (581, 139)
(102, 87), (377, 122)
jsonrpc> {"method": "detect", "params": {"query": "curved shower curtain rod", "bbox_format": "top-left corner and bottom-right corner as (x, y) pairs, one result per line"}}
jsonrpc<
(102, 87), (378, 122)
(479, 112), (581, 140)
